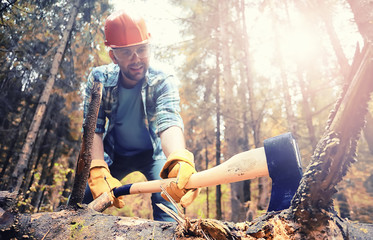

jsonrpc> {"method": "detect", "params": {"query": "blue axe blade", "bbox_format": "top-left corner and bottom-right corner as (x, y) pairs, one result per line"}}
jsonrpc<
(264, 132), (303, 212)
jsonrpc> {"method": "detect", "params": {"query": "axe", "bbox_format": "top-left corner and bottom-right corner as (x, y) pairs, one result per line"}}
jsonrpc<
(89, 132), (303, 212)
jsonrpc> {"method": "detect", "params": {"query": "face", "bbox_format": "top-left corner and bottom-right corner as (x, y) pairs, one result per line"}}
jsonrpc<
(109, 44), (150, 88)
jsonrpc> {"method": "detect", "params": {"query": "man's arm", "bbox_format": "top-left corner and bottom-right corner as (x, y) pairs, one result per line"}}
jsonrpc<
(92, 133), (106, 163)
(159, 126), (200, 207)
(88, 132), (125, 208)
(159, 126), (186, 157)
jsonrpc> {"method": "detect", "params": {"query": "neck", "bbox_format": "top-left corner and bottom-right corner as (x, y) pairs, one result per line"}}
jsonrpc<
(119, 72), (144, 89)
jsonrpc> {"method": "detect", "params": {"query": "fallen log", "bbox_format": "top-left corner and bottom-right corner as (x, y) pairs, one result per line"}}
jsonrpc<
(1, 191), (372, 239)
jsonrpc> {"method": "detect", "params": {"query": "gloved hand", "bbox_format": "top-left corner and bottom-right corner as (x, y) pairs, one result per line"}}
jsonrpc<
(88, 159), (125, 208)
(160, 149), (200, 207)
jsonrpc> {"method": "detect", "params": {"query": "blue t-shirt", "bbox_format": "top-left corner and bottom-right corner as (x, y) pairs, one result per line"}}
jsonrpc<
(112, 79), (153, 156)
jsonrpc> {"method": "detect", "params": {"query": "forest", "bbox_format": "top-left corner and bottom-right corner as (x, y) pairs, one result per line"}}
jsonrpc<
(1, 0), (373, 239)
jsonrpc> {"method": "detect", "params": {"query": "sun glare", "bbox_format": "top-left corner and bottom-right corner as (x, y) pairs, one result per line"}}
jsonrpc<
(109, 0), (362, 80)
(279, 25), (320, 64)
(109, 0), (182, 47)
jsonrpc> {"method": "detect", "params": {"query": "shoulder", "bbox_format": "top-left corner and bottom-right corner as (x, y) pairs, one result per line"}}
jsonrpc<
(147, 62), (179, 87)
(89, 63), (119, 87)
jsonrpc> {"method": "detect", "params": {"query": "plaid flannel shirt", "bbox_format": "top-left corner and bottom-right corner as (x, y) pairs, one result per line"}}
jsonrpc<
(83, 63), (184, 166)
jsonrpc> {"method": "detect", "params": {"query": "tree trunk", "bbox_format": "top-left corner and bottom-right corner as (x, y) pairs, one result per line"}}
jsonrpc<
(347, 0), (373, 156)
(298, 71), (317, 148)
(238, 0), (269, 217)
(217, 0), (244, 222)
(318, 0), (350, 79)
(363, 112), (373, 154)
(290, 42), (373, 236)
(215, 41), (222, 220)
(204, 138), (210, 218)
(0, 102), (29, 189)
(10, 0), (82, 193)
(62, 145), (80, 201)
(22, 98), (55, 200)
(347, 0), (373, 42)
(31, 136), (60, 212)
(272, 7), (297, 136)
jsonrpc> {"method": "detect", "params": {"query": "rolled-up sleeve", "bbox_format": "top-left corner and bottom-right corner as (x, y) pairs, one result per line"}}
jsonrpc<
(154, 75), (184, 135)
(83, 69), (107, 133)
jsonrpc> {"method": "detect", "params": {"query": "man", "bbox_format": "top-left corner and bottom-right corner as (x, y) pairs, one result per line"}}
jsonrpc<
(83, 9), (304, 223)
(82, 10), (199, 222)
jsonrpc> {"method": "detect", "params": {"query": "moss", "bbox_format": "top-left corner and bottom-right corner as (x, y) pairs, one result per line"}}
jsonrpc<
(70, 220), (86, 239)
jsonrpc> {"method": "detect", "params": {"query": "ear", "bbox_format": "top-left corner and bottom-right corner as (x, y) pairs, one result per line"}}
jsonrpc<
(109, 50), (118, 64)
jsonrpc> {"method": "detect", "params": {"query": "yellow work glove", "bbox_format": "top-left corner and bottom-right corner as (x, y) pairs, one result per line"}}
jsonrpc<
(160, 149), (200, 207)
(88, 159), (125, 208)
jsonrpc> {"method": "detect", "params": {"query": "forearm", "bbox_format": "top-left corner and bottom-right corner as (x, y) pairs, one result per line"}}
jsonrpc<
(92, 133), (107, 166)
(160, 126), (186, 157)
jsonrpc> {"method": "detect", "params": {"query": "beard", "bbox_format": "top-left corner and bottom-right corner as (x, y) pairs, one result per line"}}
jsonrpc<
(118, 61), (148, 88)
(123, 62), (147, 81)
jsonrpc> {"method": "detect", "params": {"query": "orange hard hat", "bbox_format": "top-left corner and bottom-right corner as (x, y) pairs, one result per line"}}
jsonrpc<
(104, 10), (150, 48)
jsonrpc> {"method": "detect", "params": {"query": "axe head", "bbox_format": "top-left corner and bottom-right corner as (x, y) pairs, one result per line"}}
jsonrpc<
(264, 132), (303, 212)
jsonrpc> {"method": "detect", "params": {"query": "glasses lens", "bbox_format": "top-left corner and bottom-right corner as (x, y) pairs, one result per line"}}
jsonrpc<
(136, 45), (149, 58)
(113, 45), (149, 60)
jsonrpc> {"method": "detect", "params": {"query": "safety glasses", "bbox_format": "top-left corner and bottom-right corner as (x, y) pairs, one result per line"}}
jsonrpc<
(112, 44), (150, 61)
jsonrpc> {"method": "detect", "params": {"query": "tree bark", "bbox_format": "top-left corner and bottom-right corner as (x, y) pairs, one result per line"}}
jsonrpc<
(68, 81), (102, 207)
(10, 0), (82, 194)
(290, 42), (373, 236)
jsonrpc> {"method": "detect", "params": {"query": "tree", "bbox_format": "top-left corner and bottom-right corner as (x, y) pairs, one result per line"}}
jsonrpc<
(10, 0), (82, 194)
(0, 0), (111, 212)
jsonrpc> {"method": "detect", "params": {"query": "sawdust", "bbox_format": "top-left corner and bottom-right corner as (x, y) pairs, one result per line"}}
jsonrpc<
(174, 218), (239, 239)
(116, 217), (149, 226)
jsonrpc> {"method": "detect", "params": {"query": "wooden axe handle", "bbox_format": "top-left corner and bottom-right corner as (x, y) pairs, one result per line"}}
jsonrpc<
(89, 147), (268, 211)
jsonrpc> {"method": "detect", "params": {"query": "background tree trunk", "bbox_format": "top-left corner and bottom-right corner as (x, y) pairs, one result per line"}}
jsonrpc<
(215, 44), (223, 220)
(363, 112), (373, 154)
(217, 0), (246, 222)
(298, 72), (317, 148)
(10, 0), (82, 194)
(347, 0), (373, 156)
